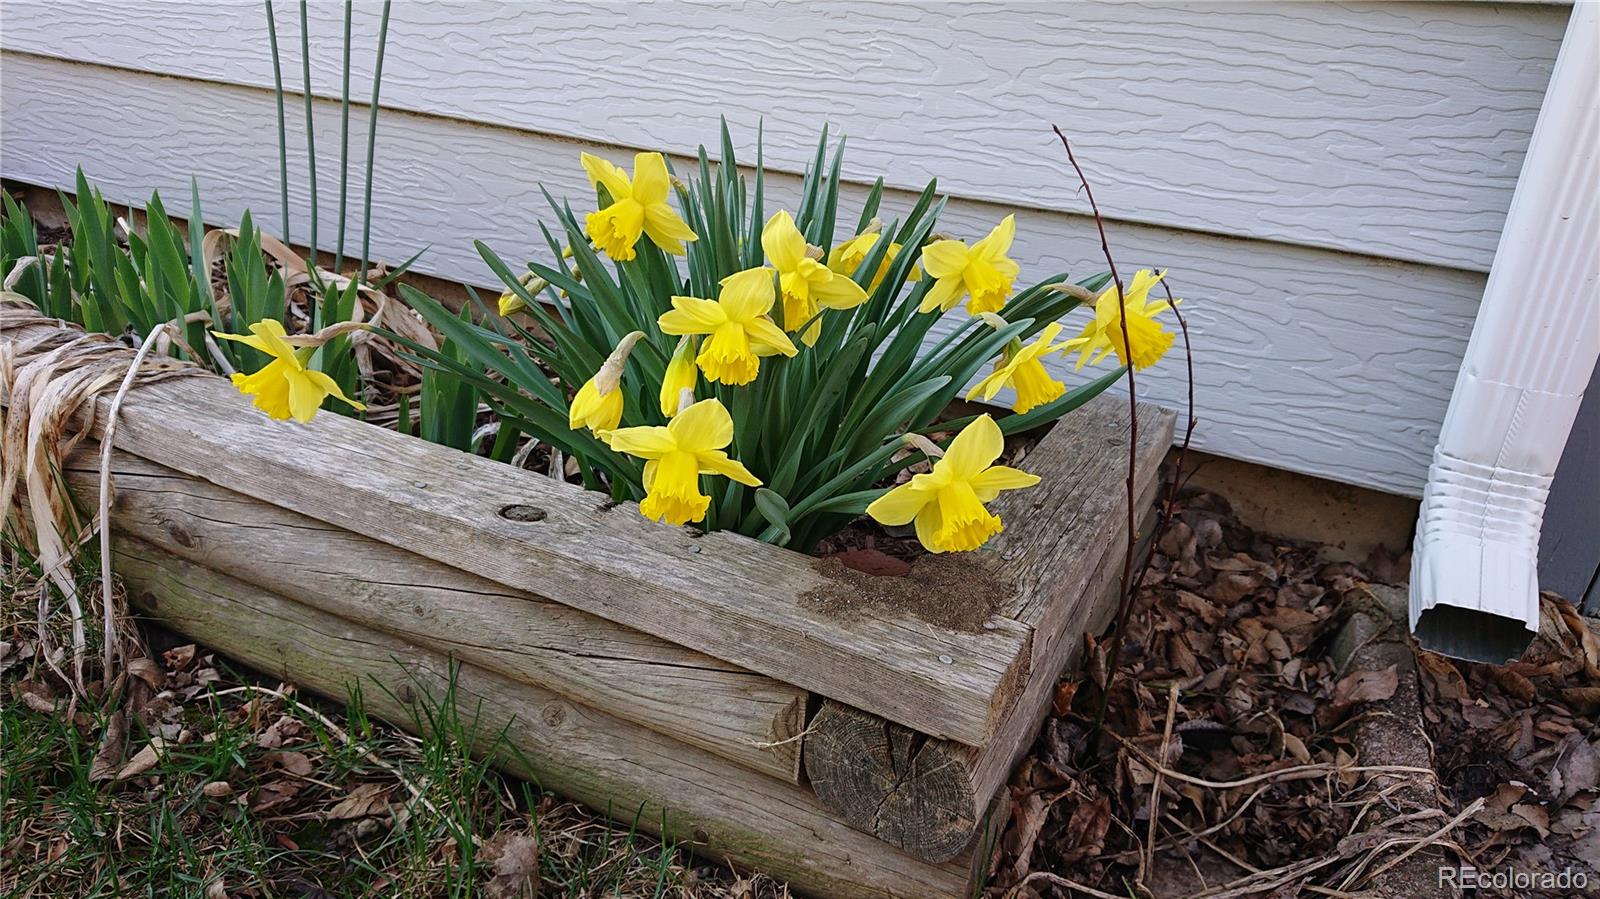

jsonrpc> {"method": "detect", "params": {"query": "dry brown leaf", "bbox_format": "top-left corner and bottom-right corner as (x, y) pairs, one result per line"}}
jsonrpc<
(126, 656), (164, 690)
(88, 710), (128, 782)
(327, 782), (392, 820)
(480, 829), (541, 899)
(201, 781), (233, 798)
(263, 750), (313, 777)
(250, 780), (304, 813)
(1334, 665), (1399, 705)
(1057, 795), (1111, 865)
(1051, 681), (1079, 717)
(1552, 736), (1600, 804)
(163, 644), (196, 671)
(203, 877), (227, 899)
(115, 737), (168, 780)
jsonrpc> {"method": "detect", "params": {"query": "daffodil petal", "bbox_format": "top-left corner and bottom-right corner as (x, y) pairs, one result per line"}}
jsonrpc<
(303, 369), (365, 410)
(642, 203), (697, 255)
(969, 465), (1041, 502)
(966, 366), (1009, 402)
(941, 414), (1004, 479)
(761, 210), (807, 271)
(659, 295), (728, 335)
(286, 370), (324, 423)
(920, 275), (966, 313)
(631, 152), (671, 205)
(976, 214), (1016, 257)
(743, 316), (799, 357)
(580, 152), (632, 200)
(718, 267), (777, 321)
(604, 425), (677, 459)
(866, 482), (933, 527)
(667, 398), (735, 454)
(919, 240), (969, 279)
(812, 270), (868, 310)
(697, 449), (762, 487)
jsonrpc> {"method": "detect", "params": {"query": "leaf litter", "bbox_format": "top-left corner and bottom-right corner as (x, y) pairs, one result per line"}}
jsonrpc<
(984, 488), (1599, 898)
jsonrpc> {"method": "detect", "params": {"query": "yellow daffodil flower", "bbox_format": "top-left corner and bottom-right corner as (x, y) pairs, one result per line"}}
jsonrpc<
(657, 267), (798, 386)
(866, 414), (1040, 553)
(1058, 269), (1178, 371)
(659, 336), (699, 417)
(213, 319), (364, 423)
(569, 331), (645, 434)
(762, 210), (868, 345)
(580, 151), (698, 262)
(966, 322), (1068, 414)
(604, 398), (762, 526)
(919, 214), (1021, 315)
(829, 229), (920, 292)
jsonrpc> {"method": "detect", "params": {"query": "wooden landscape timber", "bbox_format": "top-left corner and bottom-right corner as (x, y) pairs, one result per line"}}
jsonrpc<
(5, 314), (1175, 896)
(63, 450), (808, 783)
(109, 540), (980, 899)
(803, 400), (1173, 861)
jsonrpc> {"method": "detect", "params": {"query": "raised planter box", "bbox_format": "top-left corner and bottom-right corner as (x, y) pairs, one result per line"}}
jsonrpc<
(15, 315), (1172, 898)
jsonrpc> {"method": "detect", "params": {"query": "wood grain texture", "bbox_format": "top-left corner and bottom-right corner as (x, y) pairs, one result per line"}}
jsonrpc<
(0, 53), (1486, 494)
(4, 320), (1030, 746)
(0, 1), (1567, 270)
(112, 539), (978, 899)
(65, 449), (805, 782)
(804, 399), (1172, 858)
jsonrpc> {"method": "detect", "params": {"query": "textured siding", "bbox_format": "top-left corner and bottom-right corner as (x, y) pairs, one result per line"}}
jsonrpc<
(2, 52), (1503, 495)
(0, 0), (1567, 271)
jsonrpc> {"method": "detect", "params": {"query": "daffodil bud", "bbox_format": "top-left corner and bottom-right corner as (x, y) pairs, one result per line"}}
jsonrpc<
(860, 217), (884, 236)
(499, 270), (548, 316)
(596, 330), (646, 395)
(975, 312), (1010, 331)
(902, 432), (947, 459)
(1046, 281), (1095, 302)
(659, 336), (699, 417)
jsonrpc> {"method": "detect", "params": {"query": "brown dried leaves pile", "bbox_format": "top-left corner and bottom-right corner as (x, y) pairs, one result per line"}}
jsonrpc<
(988, 489), (1599, 898)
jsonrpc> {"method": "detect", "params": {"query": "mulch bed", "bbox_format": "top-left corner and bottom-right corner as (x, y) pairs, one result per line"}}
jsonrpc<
(984, 488), (1599, 898)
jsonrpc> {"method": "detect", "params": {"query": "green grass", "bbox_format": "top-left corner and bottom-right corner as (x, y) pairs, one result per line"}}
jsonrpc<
(1, 549), (787, 898)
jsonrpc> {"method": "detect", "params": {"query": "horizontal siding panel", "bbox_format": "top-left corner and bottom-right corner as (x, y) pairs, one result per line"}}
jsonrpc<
(0, 0), (1566, 272)
(1, 53), (1483, 495)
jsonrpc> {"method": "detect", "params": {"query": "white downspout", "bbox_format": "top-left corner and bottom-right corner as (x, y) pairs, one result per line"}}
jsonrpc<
(1410, 2), (1600, 663)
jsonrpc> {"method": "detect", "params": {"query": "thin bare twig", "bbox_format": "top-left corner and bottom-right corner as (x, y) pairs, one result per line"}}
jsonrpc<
(1145, 682), (1181, 878)
(1003, 870), (1128, 899)
(1051, 126), (1138, 738)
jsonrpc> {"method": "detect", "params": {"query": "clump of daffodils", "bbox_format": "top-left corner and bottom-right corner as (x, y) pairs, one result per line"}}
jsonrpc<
(398, 125), (1177, 553)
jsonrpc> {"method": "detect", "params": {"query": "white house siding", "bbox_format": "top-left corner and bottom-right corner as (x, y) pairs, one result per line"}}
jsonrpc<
(0, 1), (1571, 495)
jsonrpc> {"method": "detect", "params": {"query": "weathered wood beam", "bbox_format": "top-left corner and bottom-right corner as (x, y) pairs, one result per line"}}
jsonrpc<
(9, 317), (1030, 746)
(113, 538), (982, 899)
(805, 400), (1174, 861)
(67, 449), (807, 783)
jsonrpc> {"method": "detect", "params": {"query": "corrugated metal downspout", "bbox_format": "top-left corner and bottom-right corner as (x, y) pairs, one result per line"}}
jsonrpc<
(1410, 3), (1600, 663)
